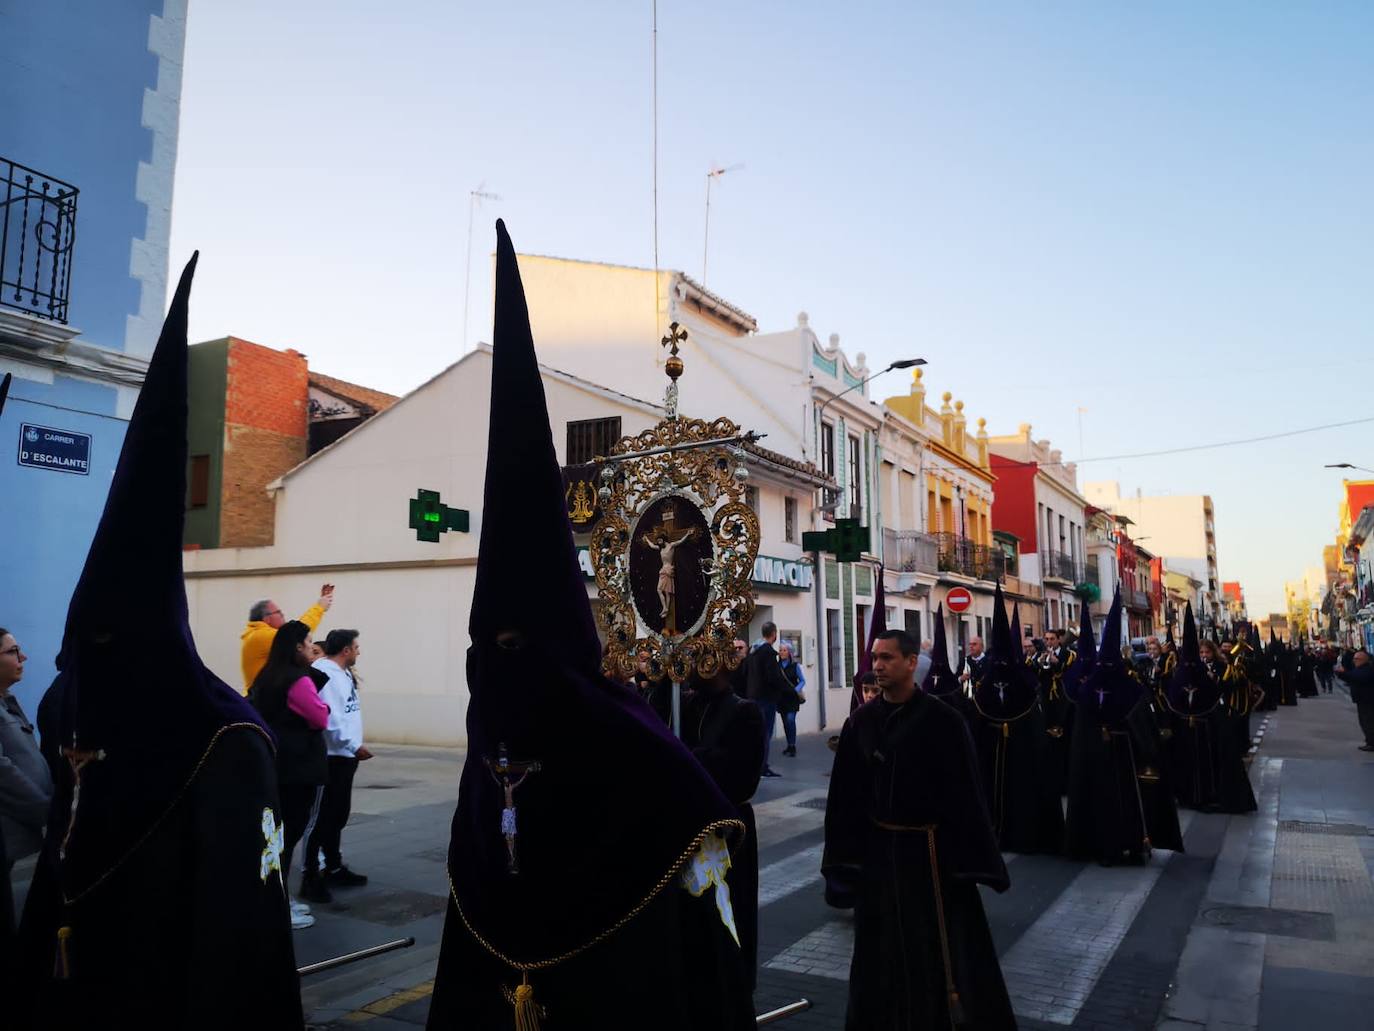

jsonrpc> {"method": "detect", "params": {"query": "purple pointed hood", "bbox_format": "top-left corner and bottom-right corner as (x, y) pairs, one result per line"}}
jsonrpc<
(45, 254), (273, 899)
(447, 221), (738, 964)
(923, 604), (959, 698)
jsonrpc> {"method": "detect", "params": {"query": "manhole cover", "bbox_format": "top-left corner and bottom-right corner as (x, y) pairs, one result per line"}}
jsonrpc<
(795, 797), (828, 811)
(1278, 821), (1371, 837)
(1201, 904), (1335, 941)
(332, 889), (449, 926)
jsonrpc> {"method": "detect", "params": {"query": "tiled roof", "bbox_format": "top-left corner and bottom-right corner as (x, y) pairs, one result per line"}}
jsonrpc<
(308, 371), (400, 415)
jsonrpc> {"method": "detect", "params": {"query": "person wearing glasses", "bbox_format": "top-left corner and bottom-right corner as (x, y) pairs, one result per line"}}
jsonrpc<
(239, 585), (336, 695)
(0, 628), (55, 959)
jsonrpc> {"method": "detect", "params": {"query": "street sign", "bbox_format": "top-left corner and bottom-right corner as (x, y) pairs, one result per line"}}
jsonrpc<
(946, 586), (973, 613)
(408, 489), (469, 543)
(18, 422), (91, 476)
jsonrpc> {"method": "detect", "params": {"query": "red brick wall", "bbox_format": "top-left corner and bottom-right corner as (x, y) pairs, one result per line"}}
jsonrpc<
(220, 339), (308, 547)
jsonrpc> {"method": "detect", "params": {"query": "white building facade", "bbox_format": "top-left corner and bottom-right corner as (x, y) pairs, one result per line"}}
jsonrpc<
(183, 346), (834, 746)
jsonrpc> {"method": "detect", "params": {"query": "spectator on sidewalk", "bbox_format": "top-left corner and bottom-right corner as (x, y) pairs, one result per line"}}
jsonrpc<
(0, 628), (53, 959)
(248, 621), (329, 929)
(728, 639), (749, 698)
(239, 584), (335, 694)
(858, 671), (880, 705)
(1334, 648), (1374, 752)
(745, 622), (793, 778)
(777, 641), (806, 758)
(301, 629), (373, 904)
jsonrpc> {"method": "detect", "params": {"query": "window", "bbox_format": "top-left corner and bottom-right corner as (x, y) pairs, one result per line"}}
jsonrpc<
(784, 496), (797, 543)
(188, 454), (211, 509)
(819, 421), (838, 520)
(820, 421), (835, 477)
(847, 434), (862, 514)
(745, 485), (759, 515)
(566, 417), (622, 465)
(904, 609), (922, 641)
(826, 609), (843, 688)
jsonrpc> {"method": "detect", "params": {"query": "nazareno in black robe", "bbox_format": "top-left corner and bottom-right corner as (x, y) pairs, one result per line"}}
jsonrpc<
(16, 724), (303, 1031)
(1064, 676), (1155, 865)
(1124, 694), (1185, 853)
(1035, 649), (1074, 796)
(1164, 669), (1257, 814)
(682, 685), (764, 995)
(970, 671), (1064, 855)
(823, 692), (1015, 1031)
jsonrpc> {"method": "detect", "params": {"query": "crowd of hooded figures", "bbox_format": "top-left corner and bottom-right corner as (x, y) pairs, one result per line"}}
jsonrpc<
(926, 585), (1262, 871)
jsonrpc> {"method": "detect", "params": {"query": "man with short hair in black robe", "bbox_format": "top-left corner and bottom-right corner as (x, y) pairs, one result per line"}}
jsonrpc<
(824, 628), (1015, 1030)
(969, 589), (1064, 855)
(426, 223), (754, 1030)
(16, 257), (303, 1030)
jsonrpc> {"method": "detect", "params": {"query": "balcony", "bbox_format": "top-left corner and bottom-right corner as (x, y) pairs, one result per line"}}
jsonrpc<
(1040, 548), (1083, 585)
(1125, 587), (1152, 611)
(935, 532), (1006, 582)
(1, 158), (78, 324)
(882, 528), (939, 575)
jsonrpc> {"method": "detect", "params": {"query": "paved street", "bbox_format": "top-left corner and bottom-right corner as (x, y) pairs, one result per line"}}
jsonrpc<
(297, 688), (1374, 1031)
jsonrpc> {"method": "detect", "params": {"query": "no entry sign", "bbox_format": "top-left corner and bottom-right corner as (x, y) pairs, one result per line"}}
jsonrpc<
(946, 587), (973, 613)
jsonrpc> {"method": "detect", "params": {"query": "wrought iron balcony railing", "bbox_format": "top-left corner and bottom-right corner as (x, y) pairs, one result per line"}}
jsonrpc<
(1125, 587), (1152, 611)
(1040, 548), (1083, 584)
(1, 157), (78, 323)
(935, 531), (1006, 583)
(882, 528), (940, 575)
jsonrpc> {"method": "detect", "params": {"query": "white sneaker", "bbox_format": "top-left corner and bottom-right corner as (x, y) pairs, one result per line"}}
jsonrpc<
(290, 900), (311, 916)
(291, 910), (316, 930)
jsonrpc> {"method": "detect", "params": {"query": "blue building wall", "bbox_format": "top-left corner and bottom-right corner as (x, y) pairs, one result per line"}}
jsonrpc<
(0, 0), (185, 719)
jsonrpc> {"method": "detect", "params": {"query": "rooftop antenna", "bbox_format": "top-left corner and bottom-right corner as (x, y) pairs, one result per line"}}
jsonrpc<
(702, 163), (743, 290)
(463, 184), (501, 351)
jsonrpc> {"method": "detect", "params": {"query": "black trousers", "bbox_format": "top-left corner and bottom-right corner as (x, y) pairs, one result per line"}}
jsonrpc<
(280, 783), (322, 890)
(305, 755), (359, 875)
(1358, 703), (1374, 748)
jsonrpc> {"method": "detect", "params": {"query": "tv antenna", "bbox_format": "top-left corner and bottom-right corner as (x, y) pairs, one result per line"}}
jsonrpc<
(702, 163), (743, 290)
(463, 184), (502, 351)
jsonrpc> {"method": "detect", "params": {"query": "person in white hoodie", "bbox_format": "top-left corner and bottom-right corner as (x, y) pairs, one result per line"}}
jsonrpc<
(300, 629), (373, 904)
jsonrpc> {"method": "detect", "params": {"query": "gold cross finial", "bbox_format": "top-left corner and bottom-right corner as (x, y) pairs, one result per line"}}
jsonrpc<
(661, 321), (687, 357)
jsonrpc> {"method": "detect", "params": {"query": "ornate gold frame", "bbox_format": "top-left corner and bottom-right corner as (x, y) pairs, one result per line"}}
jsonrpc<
(591, 415), (761, 684)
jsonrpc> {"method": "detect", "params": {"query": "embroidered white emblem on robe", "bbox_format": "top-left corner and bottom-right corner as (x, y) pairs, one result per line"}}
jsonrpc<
(679, 831), (739, 945)
(261, 808), (284, 883)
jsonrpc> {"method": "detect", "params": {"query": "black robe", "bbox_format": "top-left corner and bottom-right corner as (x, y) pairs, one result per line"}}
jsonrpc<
(16, 727), (303, 1031)
(1034, 648), (1073, 796)
(969, 694), (1064, 855)
(1064, 700), (1149, 864)
(1295, 652), (1319, 697)
(1164, 675), (1257, 815)
(682, 688), (764, 995)
(823, 693), (1015, 1031)
(1125, 697), (1185, 853)
(1278, 651), (1298, 706)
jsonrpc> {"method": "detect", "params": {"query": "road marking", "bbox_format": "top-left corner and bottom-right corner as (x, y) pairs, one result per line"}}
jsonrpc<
(339, 979), (435, 1023)
(758, 843), (826, 907)
(997, 818), (1190, 1027)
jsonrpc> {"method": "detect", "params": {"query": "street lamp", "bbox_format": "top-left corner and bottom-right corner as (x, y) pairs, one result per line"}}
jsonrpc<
(1325, 463), (1374, 475)
(817, 358), (927, 422)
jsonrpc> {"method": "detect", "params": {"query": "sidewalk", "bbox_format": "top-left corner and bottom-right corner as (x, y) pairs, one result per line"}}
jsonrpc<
(1158, 686), (1374, 1031)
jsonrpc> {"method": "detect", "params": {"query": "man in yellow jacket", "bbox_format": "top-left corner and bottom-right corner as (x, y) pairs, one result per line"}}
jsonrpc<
(240, 584), (335, 693)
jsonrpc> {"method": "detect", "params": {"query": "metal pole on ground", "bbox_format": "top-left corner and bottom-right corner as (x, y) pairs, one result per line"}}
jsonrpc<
(756, 999), (813, 1025)
(297, 937), (416, 977)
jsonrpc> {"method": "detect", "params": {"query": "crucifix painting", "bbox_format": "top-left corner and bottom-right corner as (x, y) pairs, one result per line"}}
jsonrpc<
(629, 496), (711, 637)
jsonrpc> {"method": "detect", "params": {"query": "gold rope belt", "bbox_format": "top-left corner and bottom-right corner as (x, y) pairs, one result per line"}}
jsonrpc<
(448, 817), (744, 1030)
(870, 819), (962, 1027)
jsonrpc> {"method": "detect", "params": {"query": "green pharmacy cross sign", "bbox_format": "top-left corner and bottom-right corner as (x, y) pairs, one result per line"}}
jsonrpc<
(802, 517), (870, 563)
(408, 489), (470, 543)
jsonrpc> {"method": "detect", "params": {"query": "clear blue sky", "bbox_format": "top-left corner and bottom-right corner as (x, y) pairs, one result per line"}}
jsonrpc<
(169, 1), (1374, 619)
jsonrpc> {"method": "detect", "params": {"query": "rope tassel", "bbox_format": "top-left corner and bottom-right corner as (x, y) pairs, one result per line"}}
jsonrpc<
(513, 973), (543, 1031)
(55, 926), (72, 980)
